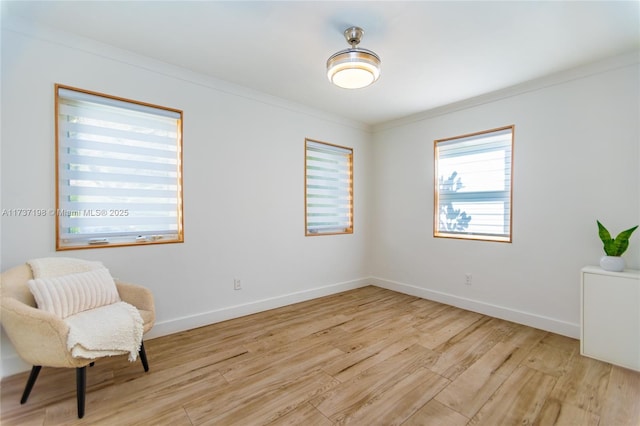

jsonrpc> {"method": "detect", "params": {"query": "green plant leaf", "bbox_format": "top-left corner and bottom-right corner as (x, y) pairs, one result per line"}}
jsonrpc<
(597, 220), (611, 242)
(597, 221), (638, 256)
(611, 225), (639, 256)
(597, 221), (615, 255)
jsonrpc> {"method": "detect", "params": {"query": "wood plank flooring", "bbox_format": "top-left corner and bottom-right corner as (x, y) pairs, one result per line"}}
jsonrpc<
(1, 286), (639, 425)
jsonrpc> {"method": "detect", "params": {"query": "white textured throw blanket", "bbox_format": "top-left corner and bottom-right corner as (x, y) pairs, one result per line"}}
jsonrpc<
(27, 257), (143, 362)
(66, 301), (143, 361)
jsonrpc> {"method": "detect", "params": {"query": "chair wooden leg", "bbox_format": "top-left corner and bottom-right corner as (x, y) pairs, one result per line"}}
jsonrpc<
(23, 353), (142, 419)
(76, 366), (86, 419)
(20, 365), (42, 404)
(139, 341), (149, 372)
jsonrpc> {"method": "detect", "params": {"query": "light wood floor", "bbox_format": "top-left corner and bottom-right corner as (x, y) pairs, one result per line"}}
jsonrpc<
(1, 286), (639, 425)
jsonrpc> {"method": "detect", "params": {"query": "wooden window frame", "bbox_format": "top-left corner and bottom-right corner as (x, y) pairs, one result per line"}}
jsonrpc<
(305, 138), (354, 236)
(434, 125), (514, 243)
(55, 84), (184, 250)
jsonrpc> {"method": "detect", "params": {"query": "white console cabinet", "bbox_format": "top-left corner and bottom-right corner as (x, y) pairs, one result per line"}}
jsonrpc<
(581, 266), (640, 371)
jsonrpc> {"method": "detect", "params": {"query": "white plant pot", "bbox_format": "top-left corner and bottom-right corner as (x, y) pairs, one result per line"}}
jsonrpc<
(600, 255), (625, 272)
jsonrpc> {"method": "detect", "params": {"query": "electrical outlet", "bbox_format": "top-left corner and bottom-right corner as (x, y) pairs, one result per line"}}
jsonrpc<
(234, 278), (242, 290)
(465, 273), (472, 285)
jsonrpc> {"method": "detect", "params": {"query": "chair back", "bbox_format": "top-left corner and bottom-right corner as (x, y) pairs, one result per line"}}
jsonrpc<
(1, 264), (37, 307)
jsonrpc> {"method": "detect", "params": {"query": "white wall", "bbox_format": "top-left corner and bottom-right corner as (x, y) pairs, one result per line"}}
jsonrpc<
(0, 21), (373, 376)
(370, 54), (640, 338)
(2, 17), (638, 379)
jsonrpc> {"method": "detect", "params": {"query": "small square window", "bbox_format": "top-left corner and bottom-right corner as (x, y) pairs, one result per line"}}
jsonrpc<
(55, 85), (184, 250)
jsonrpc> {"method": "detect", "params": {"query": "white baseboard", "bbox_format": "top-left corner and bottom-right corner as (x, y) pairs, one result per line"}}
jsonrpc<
(144, 278), (370, 340)
(0, 355), (30, 379)
(369, 276), (580, 339)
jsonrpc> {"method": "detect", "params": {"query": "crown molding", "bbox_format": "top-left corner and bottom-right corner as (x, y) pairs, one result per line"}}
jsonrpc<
(2, 15), (372, 133)
(373, 50), (640, 133)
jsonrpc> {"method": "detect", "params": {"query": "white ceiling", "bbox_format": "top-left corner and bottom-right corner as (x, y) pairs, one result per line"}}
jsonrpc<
(3, 1), (639, 125)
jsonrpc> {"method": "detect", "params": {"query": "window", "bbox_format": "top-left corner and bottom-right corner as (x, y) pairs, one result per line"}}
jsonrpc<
(55, 85), (183, 250)
(305, 139), (353, 236)
(434, 126), (513, 242)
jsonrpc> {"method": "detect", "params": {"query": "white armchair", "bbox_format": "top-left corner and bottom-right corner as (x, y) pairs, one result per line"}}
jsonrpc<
(0, 262), (156, 418)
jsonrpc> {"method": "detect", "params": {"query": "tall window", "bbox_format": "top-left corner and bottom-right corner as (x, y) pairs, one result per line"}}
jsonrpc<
(305, 139), (353, 236)
(434, 126), (513, 242)
(56, 85), (183, 250)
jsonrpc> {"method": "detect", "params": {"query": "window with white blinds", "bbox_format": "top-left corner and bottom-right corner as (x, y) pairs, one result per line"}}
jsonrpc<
(305, 139), (353, 236)
(434, 126), (514, 242)
(56, 85), (183, 249)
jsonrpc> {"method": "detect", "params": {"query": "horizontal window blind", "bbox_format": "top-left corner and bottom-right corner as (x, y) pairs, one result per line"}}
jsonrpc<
(56, 86), (183, 249)
(305, 139), (353, 235)
(435, 126), (513, 242)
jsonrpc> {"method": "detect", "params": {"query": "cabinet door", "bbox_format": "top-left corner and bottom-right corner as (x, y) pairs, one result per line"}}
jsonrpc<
(582, 272), (640, 371)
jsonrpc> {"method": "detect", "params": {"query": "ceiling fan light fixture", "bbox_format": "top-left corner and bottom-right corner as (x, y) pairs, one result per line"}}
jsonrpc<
(327, 27), (381, 89)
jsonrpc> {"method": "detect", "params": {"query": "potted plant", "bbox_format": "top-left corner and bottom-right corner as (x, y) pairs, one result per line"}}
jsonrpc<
(597, 220), (638, 272)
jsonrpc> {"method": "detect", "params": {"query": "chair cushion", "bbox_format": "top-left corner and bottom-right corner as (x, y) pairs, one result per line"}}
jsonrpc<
(27, 268), (121, 318)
